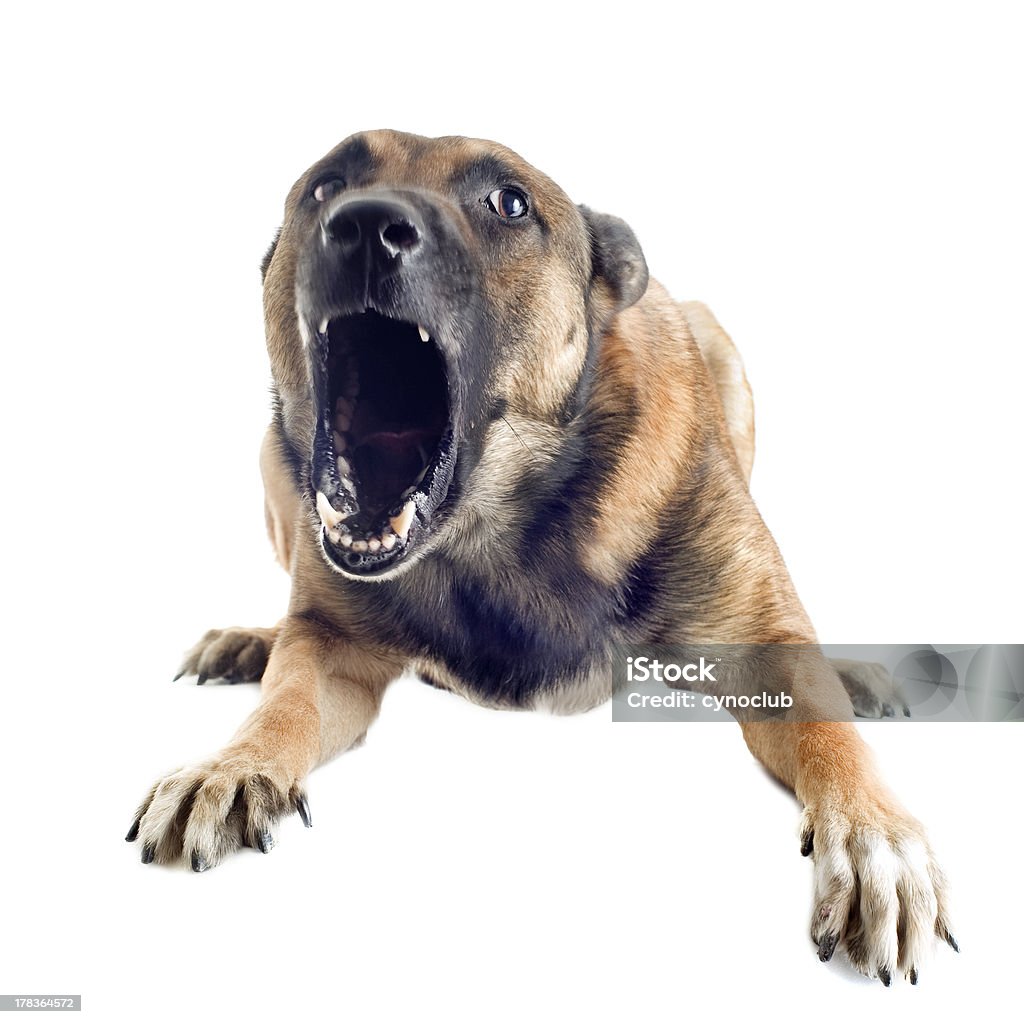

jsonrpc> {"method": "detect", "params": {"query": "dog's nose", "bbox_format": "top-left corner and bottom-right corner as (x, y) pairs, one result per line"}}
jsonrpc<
(322, 198), (423, 267)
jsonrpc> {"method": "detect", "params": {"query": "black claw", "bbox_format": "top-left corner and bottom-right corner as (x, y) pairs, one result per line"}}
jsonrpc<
(141, 844), (155, 865)
(910, 967), (919, 986)
(172, 670), (186, 682)
(191, 850), (208, 873)
(125, 818), (140, 843)
(882, 703), (895, 718)
(903, 706), (912, 718)
(945, 930), (960, 953)
(878, 966), (892, 987)
(800, 830), (814, 857)
(295, 792), (312, 828)
(817, 932), (839, 962)
(256, 831), (274, 854)
(196, 673), (208, 686)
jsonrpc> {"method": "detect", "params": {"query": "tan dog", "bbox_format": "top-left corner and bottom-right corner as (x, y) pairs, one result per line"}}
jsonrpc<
(128, 130), (954, 985)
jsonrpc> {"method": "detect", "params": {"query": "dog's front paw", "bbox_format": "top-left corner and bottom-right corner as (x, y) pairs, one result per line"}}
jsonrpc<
(126, 749), (311, 871)
(800, 798), (956, 984)
(174, 626), (277, 685)
(831, 659), (911, 719)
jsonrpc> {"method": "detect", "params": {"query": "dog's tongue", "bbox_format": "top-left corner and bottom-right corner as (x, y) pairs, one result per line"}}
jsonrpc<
(352, 429), (431, 510)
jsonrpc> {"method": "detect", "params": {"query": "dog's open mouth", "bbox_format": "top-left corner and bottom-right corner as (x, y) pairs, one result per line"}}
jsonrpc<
(311, 310), (457, 577)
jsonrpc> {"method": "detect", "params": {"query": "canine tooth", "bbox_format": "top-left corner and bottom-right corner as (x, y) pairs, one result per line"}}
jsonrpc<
(351, 539), (368, 553)
(389, 500), (416, 541)
(332, 430), (347, 452)
(380, 531), (397, 551)
(418, 324), (430, 343)
(367, 537), (381, 553)
(336, 455), (351, 477)
(319, 317), (329, 335)
(316, 491), (344, 529)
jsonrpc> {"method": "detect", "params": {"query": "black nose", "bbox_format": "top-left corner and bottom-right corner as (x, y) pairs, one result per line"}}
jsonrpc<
(322, 197), (423, 269)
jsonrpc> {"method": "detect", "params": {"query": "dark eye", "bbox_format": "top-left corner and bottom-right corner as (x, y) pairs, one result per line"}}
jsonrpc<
(312, 176), (345, 202)
(486, 187), (529, 219)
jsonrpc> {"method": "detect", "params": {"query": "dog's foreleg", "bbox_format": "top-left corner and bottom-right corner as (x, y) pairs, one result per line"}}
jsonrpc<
(739, 657), (956, 984)
(129, 614), (403, 870)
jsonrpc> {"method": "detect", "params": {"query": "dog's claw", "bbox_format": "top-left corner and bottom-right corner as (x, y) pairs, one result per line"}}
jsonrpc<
(800, 830), (814, 857)
(125, 818), (140, 843)
(172, 670), (185, 682)
(909, 967), (919, 985)
(191, 850), (208, 873)
(945, 930), (960, 953)
(295, 792), (312, 828)
(141, 844), (155, 865)
(882, 703), (895, 718)
(817, 932), (839, 962)
(256, 831), (274, 854)
(196, 673), (208, 686)
(878, 966), (892, 987)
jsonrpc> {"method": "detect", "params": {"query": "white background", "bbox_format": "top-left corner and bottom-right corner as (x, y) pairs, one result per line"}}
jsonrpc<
(1, 2), (1021, 1021)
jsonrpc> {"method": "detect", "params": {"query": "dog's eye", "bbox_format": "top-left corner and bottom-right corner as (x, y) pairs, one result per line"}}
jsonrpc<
(312, 176), (346, 202)
(486, 187), (529, 219)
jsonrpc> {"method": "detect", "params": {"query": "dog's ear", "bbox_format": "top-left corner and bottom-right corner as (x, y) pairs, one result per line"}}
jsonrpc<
(260, 227), (281, 282)
(579, 205), (649, 315)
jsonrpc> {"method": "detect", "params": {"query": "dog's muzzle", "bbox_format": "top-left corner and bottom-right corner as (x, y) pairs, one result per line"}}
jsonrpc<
(294, 189), (469, 581)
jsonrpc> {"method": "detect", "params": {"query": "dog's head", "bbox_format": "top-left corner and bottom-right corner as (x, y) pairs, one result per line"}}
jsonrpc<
(262, 130), (648, 580)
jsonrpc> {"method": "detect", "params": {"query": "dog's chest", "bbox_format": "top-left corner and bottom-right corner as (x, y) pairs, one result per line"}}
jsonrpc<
(373, 557), (621, 706)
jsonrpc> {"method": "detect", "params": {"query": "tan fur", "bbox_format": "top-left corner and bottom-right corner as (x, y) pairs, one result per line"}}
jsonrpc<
(681, 300), (755, 485)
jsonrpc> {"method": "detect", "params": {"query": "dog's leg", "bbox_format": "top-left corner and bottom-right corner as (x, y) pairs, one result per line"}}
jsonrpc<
(681, 300), (755, 484)
(174, 625), (279, 684)
(830, 658), (911, 719)
(130, 615), (404, 870)
(738, 654), (956, 984)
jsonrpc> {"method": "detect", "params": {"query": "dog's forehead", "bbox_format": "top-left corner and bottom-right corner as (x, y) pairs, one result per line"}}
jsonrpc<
(294, 129), (576, 217)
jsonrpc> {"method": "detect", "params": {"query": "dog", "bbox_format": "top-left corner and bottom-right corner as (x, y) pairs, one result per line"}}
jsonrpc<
(127, 130), (955, 984)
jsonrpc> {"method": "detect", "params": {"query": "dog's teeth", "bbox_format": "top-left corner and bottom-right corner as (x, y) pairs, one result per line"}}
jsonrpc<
(326, 527), (342, 545)
(340, 475), (357, 497)
(336, 455), (351, 477)
(316, 491), (344, 529)
(319, 317), (329, 335)
(332, 429), (347, 452)
(351, 539), (368, 553)
(339, 533), (353, 548)
(389, 500), (416, 542)
(418, 324), (430, 343)
(380, 531), (397, 551)
(367, 537), (381, 553)
(334, 398), (354, 432)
